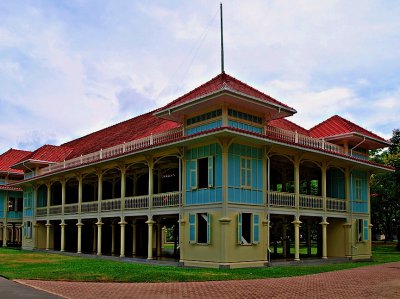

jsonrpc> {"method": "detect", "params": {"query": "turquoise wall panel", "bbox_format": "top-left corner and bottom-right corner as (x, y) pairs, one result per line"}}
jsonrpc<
(327, 169), (345, 199)
(7, 211), (22, 219)
(186, 120), (222, 135)
(351, 170), (368, 213)
(23, 186), (33, 217)
(227, 143), (263, 205)
(0, 191), (4, 218)
(228, 120), (263, 134)
(185, 143), (222, 205)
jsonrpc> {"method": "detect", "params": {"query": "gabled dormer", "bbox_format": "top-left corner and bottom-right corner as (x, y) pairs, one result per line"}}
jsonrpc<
(154, 73), (297, 136)
(309, 115), (390, 159)
(11, 145), (73, 178)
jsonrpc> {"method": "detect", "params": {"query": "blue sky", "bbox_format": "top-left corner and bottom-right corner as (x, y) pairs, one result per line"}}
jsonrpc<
(0, 0), (399, 153)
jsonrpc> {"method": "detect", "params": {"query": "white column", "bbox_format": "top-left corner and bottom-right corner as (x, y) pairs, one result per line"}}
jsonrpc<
(119, 219), (127, 258)
(96, 220), (103, 255)
(45, 223), (51, 250)
(76, 222), (83, 254)
(148, 159), (154, 210)
(60, 222), (66, 252)
(2, 222), (7, 247)
(292, 217), (302, 261)
(322, 162), (327, 212)
(320, 219), (329, 259)
(294, 156), (300, 210)
(61, 179), (66, 216)
(146, 218), (155, 259)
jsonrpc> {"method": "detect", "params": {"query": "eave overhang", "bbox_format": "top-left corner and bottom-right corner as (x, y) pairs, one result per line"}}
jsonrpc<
(11, 159), (55, 171)
(155, 88), (297, 123)
(322, 132), (390, 150)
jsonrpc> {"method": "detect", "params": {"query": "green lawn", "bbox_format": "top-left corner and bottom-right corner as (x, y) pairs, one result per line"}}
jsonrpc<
(0, 244), (398, 283)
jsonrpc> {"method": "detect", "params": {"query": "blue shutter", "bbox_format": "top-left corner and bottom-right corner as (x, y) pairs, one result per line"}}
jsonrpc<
(207, 213), (211, 244)
(23, 222), (27, 237)
(363, 220), (369, 241)
(190, 160), (197, 189)
(253, 214), (259, 244)
(238, 213), (242, 244)
(189, 214), (196, 243)
(208, 156), (214, 187)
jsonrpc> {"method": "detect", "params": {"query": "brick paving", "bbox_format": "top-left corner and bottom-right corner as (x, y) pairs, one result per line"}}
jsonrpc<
(16, 262), (400, 299)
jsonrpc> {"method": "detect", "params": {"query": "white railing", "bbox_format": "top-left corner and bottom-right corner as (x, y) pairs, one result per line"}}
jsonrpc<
(81, 202), (98, 213)
(125, 195), (149, 209)
(265, 125), (344, 154)
(64, 203), (78, 214)
(327, 197), (347, 212)
(153, 191), (180, 207)
(101, 198), (121, 212)
(268, 191), (295, 207)
(35, 126), (184, 177)
(49, 205), (62, 215)
(36, 207), (47, 216)
(299, 194), (323, 210)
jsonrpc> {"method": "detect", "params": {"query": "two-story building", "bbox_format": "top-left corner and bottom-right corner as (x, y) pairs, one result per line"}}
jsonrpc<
(0, 149), (31, 247)
(8, 72), (392, 268)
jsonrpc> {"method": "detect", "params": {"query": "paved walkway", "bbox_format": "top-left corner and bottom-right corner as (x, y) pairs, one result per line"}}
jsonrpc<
(16, 262), (400, 299)
(0, 277), (61, 299)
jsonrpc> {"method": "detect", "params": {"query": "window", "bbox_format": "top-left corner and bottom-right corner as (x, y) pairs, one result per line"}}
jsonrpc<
(240, 157), (252, 188)
(190, 157), (214, 189)
(355, 178), (362, 200)
(357, 219), (368, 242)
(24, 221), (32, 239)
(237, 213), (259, 245)
(8, 197), (15, 211)
(189, 213), (211, 244)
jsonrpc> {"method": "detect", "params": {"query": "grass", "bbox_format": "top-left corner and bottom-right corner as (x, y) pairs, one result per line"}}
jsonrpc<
(0, 244), (398, 283)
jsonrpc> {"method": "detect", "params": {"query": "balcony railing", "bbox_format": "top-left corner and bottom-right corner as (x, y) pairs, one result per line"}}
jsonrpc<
(7, 211), (23, 219)
(268, 191), (347, 213)
(299, 194), (323, 210)
(36, 207), (47, 216)
(81, 202), (98, 213)
(102, 198), (121, 212)
(125, 195), (149, 209)
(36, 126), (184, 177)
(64, 203), (78, 214)
(152, 191), (180, 207)
(49, 205), (62, 215)
(268, 191), (295, 207)
(327, 197), (347, 212)
(265, 125), (344, 155)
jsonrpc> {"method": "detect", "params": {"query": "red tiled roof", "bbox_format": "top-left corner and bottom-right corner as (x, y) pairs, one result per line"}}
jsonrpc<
(309, 115), (388, 142)
(159, 72), (295, 112)
(269, 118), (310, 136)
(0, 185), (23, 191)
(62, 111), (180, 159)
(18, 145), (74, 163)
(0, 149), (31, 174)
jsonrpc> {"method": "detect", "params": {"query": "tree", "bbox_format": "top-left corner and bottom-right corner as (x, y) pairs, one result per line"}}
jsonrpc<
(370, 129), (400, 250)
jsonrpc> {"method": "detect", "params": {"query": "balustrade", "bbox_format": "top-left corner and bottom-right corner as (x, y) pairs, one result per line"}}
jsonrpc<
(152, 191), (180, 207)
(327, 197), (347, 212)
(36, 207), (47, 216)
(101, 198), (121, 212)
(299, 194), (323, 210)
(81, 202), (98, 213)
(64, 204), (78, 214)
(125, 195), (149, 209)
(268, 191), (295, 207)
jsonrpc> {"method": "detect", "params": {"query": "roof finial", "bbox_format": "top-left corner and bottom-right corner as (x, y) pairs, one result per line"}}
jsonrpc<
(220, 3), (225, 74)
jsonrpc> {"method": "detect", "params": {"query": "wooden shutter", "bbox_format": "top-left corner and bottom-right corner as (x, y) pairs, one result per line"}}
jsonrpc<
(189, 213), (196, 243)
(253, 214), (259, 244)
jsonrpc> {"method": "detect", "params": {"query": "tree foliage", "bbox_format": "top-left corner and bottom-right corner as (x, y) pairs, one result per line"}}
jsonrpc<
(370, 129), (400, 249)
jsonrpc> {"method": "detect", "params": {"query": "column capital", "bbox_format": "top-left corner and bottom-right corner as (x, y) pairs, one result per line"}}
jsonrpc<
(96, 221), (104, 226)
(60, 222), (67, 227)
(76, 222), (84, 227)
(45, 223), (52, 227)
(319, 221), (329, 226)
(118, 221), (128, 226)
(292, 220), (302, 225)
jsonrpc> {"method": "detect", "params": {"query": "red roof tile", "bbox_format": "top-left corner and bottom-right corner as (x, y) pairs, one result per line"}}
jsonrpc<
(309, 115), (387, 142)
(62, 111), (180, 158)
(0, 149), (31, 174)
(158, 73), (295, 112)
(18, 145), (74, 163)
(269, 118), (310, 136)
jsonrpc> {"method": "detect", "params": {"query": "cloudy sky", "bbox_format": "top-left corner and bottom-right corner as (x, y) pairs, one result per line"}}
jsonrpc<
(0, 0), (399, 153)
